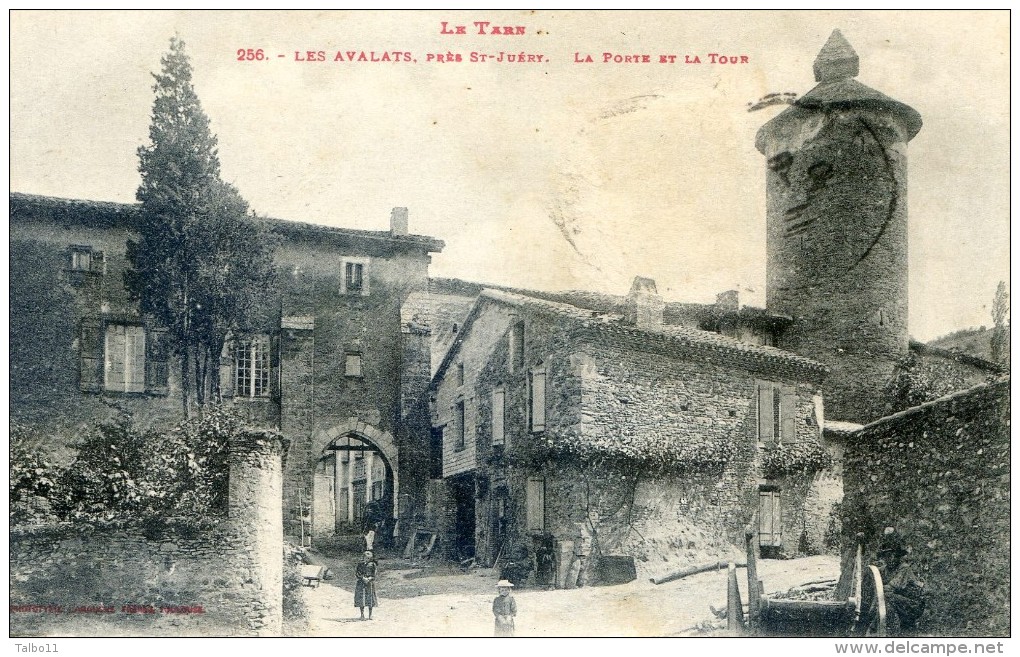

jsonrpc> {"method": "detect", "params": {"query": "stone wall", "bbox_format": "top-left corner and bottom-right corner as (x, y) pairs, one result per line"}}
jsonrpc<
(840, 379), (1010, 636)
(10, 430), (289, 637)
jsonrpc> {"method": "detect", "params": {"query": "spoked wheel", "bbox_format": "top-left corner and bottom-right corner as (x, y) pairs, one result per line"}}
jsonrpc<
(850, 565), (887, 637)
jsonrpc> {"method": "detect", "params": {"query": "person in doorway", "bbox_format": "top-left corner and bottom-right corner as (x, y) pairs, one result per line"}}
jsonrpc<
(354, 550), (379, 620)
(492, 580), (517, 637)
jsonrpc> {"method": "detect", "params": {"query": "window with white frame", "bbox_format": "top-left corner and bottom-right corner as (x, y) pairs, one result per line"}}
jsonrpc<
(234, 336), (271, 398)
(340, 257), (370, 295)
(345, 352), (363, 377)
(104, 324), (145, 393)
(69, 246), (92, 271)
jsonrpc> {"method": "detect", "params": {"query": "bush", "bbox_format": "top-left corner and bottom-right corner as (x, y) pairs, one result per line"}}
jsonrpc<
(885, 352), (966, 413)
(10, 423), (63, 524)
(53, 406), (239, 523)
(282, 544), (309, 625)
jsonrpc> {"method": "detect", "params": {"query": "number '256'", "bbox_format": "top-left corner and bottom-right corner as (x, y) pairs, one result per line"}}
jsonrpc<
(237, 49), (265, 61)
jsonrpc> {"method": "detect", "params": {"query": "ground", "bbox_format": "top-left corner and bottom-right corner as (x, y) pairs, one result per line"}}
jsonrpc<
(298, 544), (840, 637)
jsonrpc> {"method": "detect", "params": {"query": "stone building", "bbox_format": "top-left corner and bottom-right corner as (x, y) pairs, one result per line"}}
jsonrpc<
(9, 192), (444, 546)
(426, 278), (834, 579)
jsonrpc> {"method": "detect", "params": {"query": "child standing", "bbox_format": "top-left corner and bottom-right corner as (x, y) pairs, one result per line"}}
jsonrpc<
(492, 579), (517, 637)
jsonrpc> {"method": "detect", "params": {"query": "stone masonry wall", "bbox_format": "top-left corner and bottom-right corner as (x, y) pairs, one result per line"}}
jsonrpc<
(448, 304), (835, 580)
(840, 380), (1010, 636)
(10, 430), (289, 637)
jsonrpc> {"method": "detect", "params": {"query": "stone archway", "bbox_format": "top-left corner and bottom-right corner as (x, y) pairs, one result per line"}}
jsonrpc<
(312, 420), (399, 542)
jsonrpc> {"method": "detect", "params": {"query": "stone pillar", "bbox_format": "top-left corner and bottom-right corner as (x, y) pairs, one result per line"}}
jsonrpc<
(347, 452), (355, 523)
(366, 451), (375, 505)
(227, 429), (290, 636)
(280, 316), (315, 538)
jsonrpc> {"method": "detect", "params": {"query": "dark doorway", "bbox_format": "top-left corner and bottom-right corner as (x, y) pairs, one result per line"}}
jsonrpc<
(449, 473), (475, 560)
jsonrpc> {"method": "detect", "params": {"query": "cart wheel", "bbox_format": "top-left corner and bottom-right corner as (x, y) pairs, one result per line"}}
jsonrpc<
(851, 565), (887, 637)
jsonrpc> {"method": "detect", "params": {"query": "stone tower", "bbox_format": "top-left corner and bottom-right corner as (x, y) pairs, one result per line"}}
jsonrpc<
(756, 30), (922, 422)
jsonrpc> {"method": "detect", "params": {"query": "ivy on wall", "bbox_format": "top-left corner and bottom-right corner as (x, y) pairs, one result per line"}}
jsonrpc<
(760, 440), (832, 479)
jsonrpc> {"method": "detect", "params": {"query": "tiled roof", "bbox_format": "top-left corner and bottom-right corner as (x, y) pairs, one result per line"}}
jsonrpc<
(431, 277), (792, 329)
(10, 192), (444, 252)
(479, 289), (828, 375)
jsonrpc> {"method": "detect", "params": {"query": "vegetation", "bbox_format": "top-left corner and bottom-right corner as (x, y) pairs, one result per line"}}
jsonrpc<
(9, 407), (247, 527)
(9, 423), (62, 525)
(990, 281), (1010, 366)
(885, 352), (966, 414)
(760, 441), (832, 479)
(126, 36), (277, 419)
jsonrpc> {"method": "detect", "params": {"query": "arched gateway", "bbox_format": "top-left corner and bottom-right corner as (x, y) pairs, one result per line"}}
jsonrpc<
(311, 421), (399, 544)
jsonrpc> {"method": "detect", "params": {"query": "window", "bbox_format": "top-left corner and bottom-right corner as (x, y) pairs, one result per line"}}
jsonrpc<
(758, 487), (782, 548)
(70, 247), (91, 271)
(510, 320), (525, 371)
(234, 336), (271, 398)
(757, 381), (797, 445)
(455, 401), (466, 450)
(345, 352), (363, 377)
(528, 367), (546, 433)
(492, 387), (506, 447)
(104, 324), (145, 393)
(526, 477), (546, 533)
(340, 257), (370, 295)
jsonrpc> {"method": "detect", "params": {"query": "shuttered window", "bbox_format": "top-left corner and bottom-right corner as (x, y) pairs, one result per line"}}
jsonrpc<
(340, 257), (370, 295)
(757, 381), (798, 445)
(757, 382), (774, 445)
(81, 321), (167, 395)
(492, 387), (505, 446)
(759, 488), (782, 547)
(529, 367), (546, 433)
(527, 477), (546, 533)
(455, 401), (466, 450)
(104, 324), (145, 393)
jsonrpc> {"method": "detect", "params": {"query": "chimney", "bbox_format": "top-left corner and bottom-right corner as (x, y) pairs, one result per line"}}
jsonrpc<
(624, 276), (664, 328)
(390, 207), (408, 236)
(715, 290), (739, 312)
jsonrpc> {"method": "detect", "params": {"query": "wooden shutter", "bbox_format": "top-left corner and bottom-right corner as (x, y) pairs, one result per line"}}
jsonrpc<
(145, 327), (170, 396)
(527, 477), (545, 533)
(757, 382), (774, 444)
(780, 386), (798, 444)
(270, 334), (281, 401)
(759, 489), (782, 547)
(124, 326), (146, 393)
(530, 368), (546, 432)
(492, 388), (505, 446)
(79, 317), (104, 393)
(88, 251), (105, 274)
(219, 340), (235, 398)
(104, 324), (126, 392)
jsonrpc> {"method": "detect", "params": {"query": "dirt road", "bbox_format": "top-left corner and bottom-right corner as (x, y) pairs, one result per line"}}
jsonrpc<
(301, 554), (840, 637)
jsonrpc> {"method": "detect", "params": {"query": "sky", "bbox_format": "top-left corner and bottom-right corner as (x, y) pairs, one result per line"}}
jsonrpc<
(9, 10), (1010, 341)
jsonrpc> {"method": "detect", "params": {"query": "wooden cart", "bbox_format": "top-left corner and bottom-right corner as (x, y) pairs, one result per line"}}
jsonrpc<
(727, 529), (887, 637)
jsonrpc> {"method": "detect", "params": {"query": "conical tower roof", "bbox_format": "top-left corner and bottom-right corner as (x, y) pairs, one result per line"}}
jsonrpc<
(756, 30), (922, 153)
